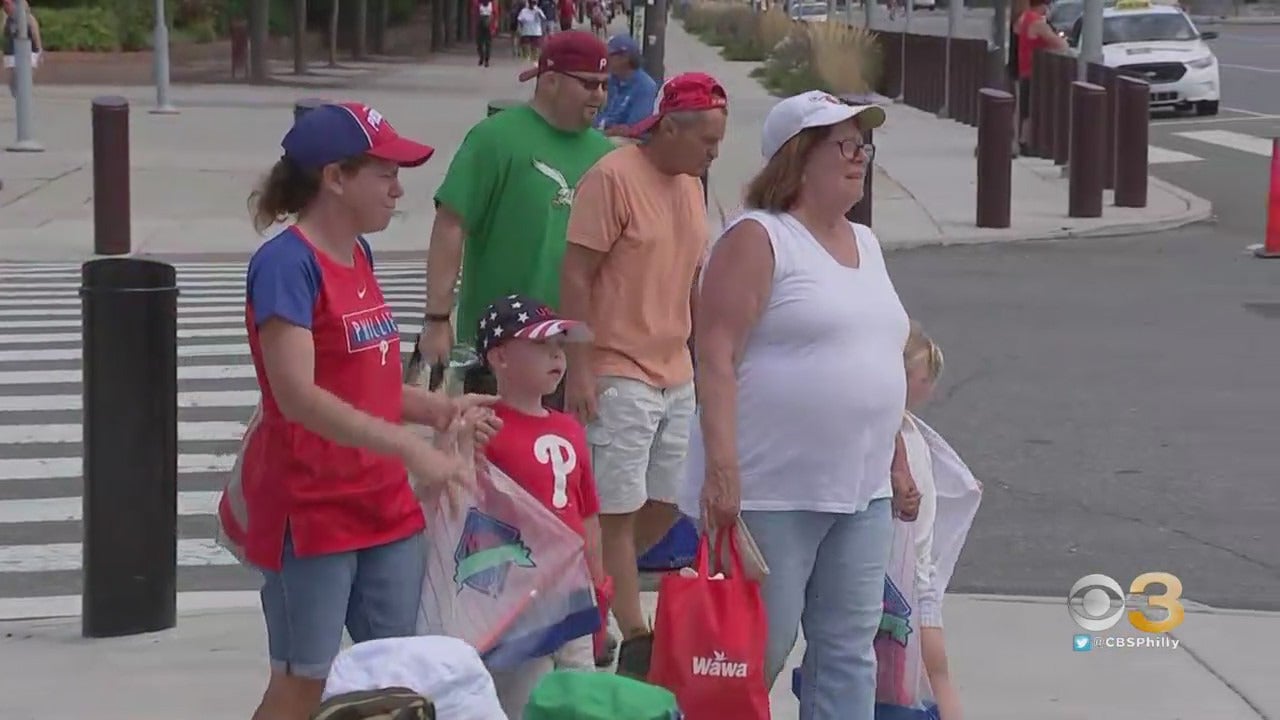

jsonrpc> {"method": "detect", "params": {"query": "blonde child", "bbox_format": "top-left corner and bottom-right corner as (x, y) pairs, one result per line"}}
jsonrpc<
(473, 293), (611, 720)
(893, 320), (973, 720)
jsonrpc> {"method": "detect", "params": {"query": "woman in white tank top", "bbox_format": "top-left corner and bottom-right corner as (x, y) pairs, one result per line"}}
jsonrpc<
(678, 91), (908, 720)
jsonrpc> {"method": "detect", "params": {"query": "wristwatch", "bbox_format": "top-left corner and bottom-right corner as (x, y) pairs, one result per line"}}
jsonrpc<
(424, 313), (451, 323)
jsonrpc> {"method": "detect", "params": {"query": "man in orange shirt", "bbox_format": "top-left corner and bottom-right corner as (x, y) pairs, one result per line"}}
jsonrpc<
(560, 72), (728, 678)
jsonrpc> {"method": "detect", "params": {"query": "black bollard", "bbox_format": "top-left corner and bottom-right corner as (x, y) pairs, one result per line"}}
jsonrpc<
(81, 258), (180, 639)
(293, 97), (328, 122)
(92, 97), (131, 256)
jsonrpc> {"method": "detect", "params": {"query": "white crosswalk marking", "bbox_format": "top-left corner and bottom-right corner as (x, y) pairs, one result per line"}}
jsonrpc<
(1147, 145), (1203, 165)
(0, 259), (430, 613)
(1171, 130), (1276, 158)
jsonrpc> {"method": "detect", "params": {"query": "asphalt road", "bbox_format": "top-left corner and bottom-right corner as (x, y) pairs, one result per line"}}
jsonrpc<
(886, 223), (1280, 612)
(1204, 24), (1280, 117)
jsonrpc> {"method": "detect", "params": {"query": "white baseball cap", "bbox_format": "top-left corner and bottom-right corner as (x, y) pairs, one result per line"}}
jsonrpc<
(760, 90), (887, 160)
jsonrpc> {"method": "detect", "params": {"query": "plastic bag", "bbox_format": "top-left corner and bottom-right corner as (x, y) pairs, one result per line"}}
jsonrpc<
(874, 517), (925, 709)
(648, 529), (770, 720)
(416, 458), (600, 671)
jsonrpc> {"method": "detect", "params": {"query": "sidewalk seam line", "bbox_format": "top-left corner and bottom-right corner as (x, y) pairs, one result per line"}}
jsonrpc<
(1176, 633), (1272, 720)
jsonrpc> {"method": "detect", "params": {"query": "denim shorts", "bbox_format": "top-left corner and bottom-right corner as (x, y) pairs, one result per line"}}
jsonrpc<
(259, 529), (427, 679)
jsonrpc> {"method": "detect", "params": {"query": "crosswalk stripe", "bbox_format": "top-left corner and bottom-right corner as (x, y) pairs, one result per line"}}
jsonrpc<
(0, 366), (259, 385)
(0, 303), (426, 318)
(0, 421), (249, 444)
(0, 272), (428, 288)
(0, 390), (261, 412)
(0, 454), (236, 481)
(0, 260), (425, 273)
(1147, 145), (1203, 164)
(0, 324), (426, 345)
(0, 491), (222, 524)
(0, 293), (426, 307)
(1172, 130), (1275, 157)
(0, 342), (416, 362)
(0, 538), (238, 573)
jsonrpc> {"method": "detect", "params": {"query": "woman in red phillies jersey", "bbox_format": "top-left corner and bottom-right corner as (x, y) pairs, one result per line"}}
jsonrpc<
(240, 103), (500, 720)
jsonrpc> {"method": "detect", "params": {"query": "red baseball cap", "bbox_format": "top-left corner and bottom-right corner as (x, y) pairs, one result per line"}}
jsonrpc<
(282, 102), (435, 171)
(517, 31), (609, 82)
(625, 72), (728, 137)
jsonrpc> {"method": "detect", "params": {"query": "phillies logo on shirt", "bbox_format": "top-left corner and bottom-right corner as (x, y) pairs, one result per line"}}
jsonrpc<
(342, 305), (399, 365)
(533, 434), (576, 509)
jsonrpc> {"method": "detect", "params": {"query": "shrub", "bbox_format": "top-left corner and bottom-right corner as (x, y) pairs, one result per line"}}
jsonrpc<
(809, 21), (882, 95)
(757, 24), (827, 95)
(35, 7), (121, 52)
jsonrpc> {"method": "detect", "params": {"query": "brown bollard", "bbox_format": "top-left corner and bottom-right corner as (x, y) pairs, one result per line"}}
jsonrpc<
(1034, 52), (1053, 158)
(1052, 54), (1071, 166)
(1068, 82), (1106, 218)
(976, 89), (1014, 229)
(1114, 76), (1151, 208)
(1103, 66), (1119, 190)
(1086, 63), (1116, 191)
(92, 97), (131, 257)
(848, 126), (874, 227)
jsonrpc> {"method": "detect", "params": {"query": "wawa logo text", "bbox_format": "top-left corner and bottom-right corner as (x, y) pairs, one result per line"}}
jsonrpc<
(692, 651), (749, 678)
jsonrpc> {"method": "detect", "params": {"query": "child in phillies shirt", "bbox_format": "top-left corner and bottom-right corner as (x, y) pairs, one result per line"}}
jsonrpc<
(475, 293), (609, 719)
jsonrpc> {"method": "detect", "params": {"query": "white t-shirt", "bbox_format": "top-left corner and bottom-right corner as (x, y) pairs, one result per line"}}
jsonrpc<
(478, 0), (494, 17)
(679, 210), (910, 516)
(517, 7), (545, 36)
(902, 414), (939, 624)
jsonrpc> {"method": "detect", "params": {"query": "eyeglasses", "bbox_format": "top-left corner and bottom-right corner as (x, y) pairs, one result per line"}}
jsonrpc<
(556, 70), (608, 92)
(834, 139), (875, 162)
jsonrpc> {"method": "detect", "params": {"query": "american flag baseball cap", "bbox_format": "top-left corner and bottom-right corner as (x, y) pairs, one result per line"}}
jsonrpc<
(281, 102), (435, 171)
(476, 294), (592, 364)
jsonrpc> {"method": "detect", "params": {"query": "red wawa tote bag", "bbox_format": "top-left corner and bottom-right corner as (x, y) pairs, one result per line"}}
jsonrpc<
(648, 527), (771, 720)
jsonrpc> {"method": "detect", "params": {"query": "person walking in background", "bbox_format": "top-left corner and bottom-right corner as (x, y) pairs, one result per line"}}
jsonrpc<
(517, 0), (547, 60)
(593, 34), (659, 137)
(558, 0), (576, 30)
(680, 91), (906, 720)
(1015, 0), (1066, 154)
(232, 103), (499, 720)
(560, 72), (728, 679)
(471, 294), (611, 718)
(418, 31), (613, 406)
(474, 0), (499, 66)
(2, 0), (42, 97)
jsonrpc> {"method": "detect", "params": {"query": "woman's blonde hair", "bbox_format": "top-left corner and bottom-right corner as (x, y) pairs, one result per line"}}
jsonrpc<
(743, 125), (832, 212)
(905, 320), (944, 382)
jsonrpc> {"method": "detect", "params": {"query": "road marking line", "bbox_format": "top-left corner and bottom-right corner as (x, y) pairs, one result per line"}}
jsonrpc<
(1173, 129), (1275, 157)
(1220, 63), (1280, 74)
(1154, 113), (1280, 126)
(1147, 145), (1203, 164)
(0, 538), (238, 573)
(0, 389), (260, 412)
(0, 301), (424, 318)
(0, 590), (261, 621)
(1221, 106), (1275, 118)
(0, 327), (248, 344)
(0, 421), (248, 444)
(0, 261), (424, 273)
(0, 319), (424, 335)
(0, 453), (236, 481)
(0, 491), (222, 524)
(0, 366), (257, 385)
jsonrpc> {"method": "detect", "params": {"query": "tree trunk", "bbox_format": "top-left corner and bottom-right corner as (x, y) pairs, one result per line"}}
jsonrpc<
(354, 0), (368, 58)
(248, 0), (269, 83)
(329, 0), (340, 66)
(293, 0), (308, 74)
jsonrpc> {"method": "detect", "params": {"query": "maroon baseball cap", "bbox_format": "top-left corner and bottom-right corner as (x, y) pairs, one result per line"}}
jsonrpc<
(517, 31), (609, 82)
(626, 72), (728, 137)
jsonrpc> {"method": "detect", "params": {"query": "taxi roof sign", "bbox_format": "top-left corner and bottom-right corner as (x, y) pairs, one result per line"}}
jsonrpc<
(1113, 0), (1152, 9)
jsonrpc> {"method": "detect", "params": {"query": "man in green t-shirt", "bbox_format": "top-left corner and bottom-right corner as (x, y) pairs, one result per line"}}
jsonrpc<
(419, 30), (616, 402)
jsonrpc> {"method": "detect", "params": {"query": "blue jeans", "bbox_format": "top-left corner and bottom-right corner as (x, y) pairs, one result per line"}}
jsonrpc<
(741, 498), (893, 720)
(259, 529), (427, 679)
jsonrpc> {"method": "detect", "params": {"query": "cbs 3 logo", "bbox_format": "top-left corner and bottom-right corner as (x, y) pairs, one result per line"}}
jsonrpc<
(1067, 572), (1185, 633)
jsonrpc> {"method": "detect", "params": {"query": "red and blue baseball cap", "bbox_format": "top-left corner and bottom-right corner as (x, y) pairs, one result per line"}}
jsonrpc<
(626, 72), (728, 138)
(281, 102), (435, 171)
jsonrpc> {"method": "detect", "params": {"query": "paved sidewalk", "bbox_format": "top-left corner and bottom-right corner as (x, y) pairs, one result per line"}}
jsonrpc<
(0, 17), (1209, 262)
(2, 592), (1277, 719)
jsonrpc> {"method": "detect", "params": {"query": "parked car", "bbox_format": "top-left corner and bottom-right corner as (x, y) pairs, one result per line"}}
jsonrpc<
(1067, 0), (1220, 115)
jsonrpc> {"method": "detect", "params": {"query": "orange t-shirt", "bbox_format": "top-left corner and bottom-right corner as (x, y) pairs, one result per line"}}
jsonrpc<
(566, 144), (708, 388)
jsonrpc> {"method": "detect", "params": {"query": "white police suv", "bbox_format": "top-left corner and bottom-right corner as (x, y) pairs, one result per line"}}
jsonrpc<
(1068, 0), (1221, 115)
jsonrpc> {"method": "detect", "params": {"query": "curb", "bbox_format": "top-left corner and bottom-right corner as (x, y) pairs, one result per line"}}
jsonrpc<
(882, 174), (1213, 251)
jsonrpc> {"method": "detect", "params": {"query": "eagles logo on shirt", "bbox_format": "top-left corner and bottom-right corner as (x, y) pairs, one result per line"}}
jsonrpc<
(532, 158), (574, 207)
(453, 508), (537, 598)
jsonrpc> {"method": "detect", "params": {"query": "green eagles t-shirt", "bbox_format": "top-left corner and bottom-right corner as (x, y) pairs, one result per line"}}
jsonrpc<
(435, 104), (616, 344)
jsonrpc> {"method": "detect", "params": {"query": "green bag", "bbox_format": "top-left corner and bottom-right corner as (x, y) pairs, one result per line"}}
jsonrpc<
(311, 687), (436, 720)
(524, 670), (683, 720)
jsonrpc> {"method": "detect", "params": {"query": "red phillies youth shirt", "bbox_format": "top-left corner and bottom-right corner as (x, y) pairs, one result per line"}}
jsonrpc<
(484, 403), (600, 538)
(240, 226), (424, 571)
